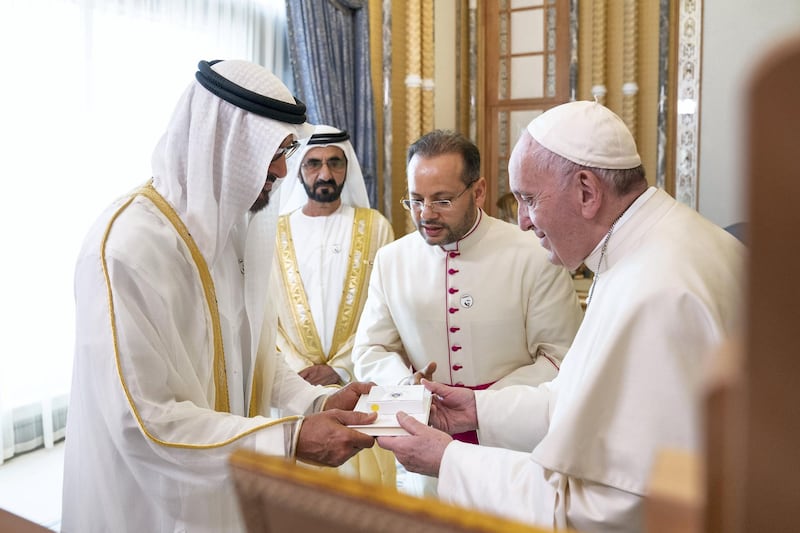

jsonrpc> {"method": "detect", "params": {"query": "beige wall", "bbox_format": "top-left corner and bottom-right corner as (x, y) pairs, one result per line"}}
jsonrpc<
(699, 0), (800, 227)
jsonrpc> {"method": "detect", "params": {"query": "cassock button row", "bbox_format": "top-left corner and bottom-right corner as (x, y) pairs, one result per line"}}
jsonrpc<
(452, 364), (463, 371)
(448, 287), (459, 294)
(448, 268), (459, 275)
(449, 307), (458, 314)
(451, 345), (462, 352)
(449, 326), (460, 332)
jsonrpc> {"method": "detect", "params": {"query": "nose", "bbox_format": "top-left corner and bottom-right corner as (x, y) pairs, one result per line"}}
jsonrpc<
(269, 155), (288, 179)
(419, 202), (440, 217)
(517, 204), (533, 231)
(317, 162), (333, 179)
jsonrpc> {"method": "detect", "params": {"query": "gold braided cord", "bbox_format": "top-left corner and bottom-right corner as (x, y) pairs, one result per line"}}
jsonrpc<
(621, 0), (638, 138)
(591, 0), (607, 105)
(406, 0), (422, 146)
(421, 0), (435, 133)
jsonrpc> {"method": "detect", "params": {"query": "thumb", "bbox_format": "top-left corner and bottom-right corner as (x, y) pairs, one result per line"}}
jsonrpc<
(396, 411), (427, 435)
(421, 378), (449, 395)
(335, 409), (378, 425)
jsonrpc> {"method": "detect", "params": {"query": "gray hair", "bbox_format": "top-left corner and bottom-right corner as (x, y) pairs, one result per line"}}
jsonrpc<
(407, 130), (481, 186)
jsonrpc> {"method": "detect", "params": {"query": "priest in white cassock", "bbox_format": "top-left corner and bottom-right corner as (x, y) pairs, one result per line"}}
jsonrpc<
(377, 101), (746, 532)
(352, 130), (584, 497)
(273, 124), (396, 485)
(62, 60), (379, 533)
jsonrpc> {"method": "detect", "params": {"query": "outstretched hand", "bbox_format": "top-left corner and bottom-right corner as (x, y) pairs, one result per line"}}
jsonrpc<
(377, 411), (452, 477)
(423, 379), (478, 435)
(296, 409), (377, 467)
(323, 381), (375, 411)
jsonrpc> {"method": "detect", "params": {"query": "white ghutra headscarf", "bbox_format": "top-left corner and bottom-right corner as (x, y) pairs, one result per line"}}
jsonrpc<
(150, 59), (314, 406)
(278, 124), (371, 214)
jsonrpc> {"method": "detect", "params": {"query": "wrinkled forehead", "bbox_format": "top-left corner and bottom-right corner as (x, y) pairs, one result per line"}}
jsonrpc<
(508, 134), (540, 193)
(303, 145), (346, 162)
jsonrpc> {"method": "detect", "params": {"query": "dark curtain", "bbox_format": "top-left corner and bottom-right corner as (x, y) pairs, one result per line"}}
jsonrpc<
(285, 0), (378, 206)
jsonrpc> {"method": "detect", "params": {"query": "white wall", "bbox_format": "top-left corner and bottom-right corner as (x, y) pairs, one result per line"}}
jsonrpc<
(699, 0), (800, 227)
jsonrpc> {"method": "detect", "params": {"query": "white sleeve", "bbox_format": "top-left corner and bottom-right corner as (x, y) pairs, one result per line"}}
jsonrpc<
(351, 250), (414, 384)
(474, 385), (552, 452)
(439, 442), (642, 532)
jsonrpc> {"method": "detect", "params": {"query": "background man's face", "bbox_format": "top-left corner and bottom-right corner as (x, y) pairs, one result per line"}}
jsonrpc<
(406, 152), (484, 246)
(300, 146), (348, 203)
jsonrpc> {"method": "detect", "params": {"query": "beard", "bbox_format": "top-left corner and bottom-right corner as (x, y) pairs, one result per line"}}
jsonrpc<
(302, 176), (346, 203)
(414, 197), (478, 246)
(250, 173), (279, 213)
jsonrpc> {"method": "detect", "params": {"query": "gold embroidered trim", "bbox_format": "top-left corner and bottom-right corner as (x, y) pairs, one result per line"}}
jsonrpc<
(135, 184), (230, 413)
(276, 215), (323, 359)
(100, 183), (300, 449)
(276, 208), (374, 363)
(330, 208), (373, 356)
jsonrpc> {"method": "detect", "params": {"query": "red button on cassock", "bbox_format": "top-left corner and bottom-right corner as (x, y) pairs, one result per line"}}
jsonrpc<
(451, 345), (462, 352)
(448, 307), (458, 314)
(452, 364), (463, 371)
(449, 327), (460, 333)
(448, 268), (460, 275)
(448, 287), (459, 294)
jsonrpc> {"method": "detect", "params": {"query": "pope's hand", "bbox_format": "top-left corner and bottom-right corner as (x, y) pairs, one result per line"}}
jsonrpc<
(377, 411), (453, 477)
(423, 379), (478, 435)
(296, 409), (377, 467)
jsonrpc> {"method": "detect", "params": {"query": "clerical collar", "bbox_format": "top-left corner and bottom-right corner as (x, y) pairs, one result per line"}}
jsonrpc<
(441, 209), (482, 251)
(195, 60), (307, 124)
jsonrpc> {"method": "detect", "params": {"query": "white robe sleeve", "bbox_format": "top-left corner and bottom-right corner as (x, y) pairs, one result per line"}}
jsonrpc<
(474, 384), (552, 452)
(352, 249), (415, 384)
(439, 442), (642, 532)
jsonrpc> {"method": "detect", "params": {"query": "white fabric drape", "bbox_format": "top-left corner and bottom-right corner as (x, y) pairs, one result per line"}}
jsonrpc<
(0, 0), (288, 463)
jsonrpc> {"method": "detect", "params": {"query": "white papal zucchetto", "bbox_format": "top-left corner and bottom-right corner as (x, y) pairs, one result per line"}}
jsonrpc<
(527, 100), (642, 170)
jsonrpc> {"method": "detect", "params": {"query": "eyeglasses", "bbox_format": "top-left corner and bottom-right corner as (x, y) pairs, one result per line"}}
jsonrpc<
(401, 180), (476, 213)
(271, 140), (301, 162)
(302, 157), (348, 172)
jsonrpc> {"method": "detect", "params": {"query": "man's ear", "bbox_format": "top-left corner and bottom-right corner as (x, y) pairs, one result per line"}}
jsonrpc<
(577, 170), (603, 220)
(472, 176), (487, 209)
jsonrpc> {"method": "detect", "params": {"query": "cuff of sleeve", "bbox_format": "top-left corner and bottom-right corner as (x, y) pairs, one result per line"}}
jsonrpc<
(333, 366), (352, 384)
(284, 416), (305, 459)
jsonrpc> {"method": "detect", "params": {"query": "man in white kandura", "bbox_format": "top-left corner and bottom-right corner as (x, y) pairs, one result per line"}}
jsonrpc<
(353, 130), (583, 497)
(273, 124), (395, 485)
(377, 101), (745, 532)
(62, 60), (378, 533)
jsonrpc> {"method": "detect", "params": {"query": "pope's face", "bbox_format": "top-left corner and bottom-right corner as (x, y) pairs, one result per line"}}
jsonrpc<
(406, 152), (485, 246)
(509, 136), (585, 270)
(299, 146), (348, 203)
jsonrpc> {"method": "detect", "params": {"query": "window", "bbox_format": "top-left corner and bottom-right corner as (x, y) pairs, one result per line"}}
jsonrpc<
(0, 0), (288, 461)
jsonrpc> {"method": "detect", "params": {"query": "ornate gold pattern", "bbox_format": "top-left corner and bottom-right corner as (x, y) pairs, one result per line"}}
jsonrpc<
(275, 208), (375, 363)
(621, 0), (639, 137)
(591, 0), (607, 104)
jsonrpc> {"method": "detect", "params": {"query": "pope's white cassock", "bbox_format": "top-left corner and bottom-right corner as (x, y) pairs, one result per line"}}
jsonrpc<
(437, 188), (745, 532)
(353, 210), (583, 396)
(62, 61), (331, 533)
(272, 125), (396, 485)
